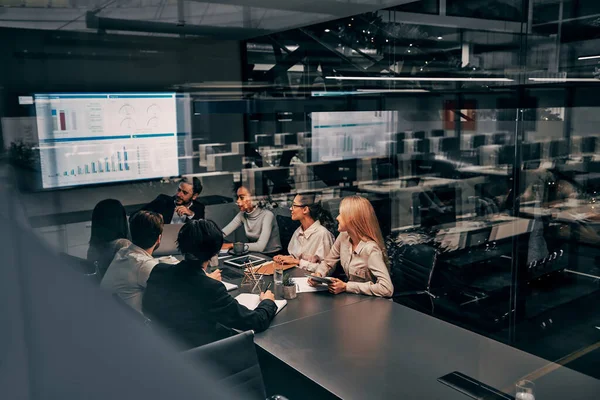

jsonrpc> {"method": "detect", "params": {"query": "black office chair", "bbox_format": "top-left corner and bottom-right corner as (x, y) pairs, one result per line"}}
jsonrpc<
(111, 293), (152, 328)
(59, 252), (100, 284)
(276, 215), (300, 255)
(389, 243), (438, 299)
(183, 330), (269, 400)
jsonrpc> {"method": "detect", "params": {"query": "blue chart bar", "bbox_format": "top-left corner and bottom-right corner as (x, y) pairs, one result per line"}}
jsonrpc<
(124, 147), (129, 170)
(60, 146), (131, 177)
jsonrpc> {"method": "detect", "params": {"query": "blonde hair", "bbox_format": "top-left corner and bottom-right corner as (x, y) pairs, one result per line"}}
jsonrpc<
(339, 196), (389, 268)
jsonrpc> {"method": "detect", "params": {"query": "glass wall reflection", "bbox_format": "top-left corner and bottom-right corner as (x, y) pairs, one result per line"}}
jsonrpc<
(2, 0), (600, 382)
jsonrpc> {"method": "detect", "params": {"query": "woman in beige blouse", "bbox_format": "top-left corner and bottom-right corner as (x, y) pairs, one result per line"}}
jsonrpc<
(309, 196), (393, 298)
(273, 194), (335, 272)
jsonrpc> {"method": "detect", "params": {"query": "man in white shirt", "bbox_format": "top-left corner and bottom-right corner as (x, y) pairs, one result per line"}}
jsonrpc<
(101, 210), (164, 314)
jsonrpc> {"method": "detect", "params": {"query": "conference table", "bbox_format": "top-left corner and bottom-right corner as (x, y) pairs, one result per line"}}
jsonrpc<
(213, 253), (600, 399)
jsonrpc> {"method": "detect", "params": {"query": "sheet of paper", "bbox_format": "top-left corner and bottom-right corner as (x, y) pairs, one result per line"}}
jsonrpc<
(293, 277), (328, 293)
(222, 281), (238, 291)
(235, 293), (287, 314)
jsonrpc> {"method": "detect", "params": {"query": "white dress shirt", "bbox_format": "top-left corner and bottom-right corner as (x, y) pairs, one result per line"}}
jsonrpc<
(287, 221), (335, 272)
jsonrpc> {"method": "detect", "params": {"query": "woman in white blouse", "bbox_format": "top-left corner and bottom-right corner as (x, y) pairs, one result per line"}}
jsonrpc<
(309, 195), (393, 298)
(273, 194), (335, 272)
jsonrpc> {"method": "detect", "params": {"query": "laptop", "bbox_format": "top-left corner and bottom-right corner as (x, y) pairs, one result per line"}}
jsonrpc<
(153, 224), (184, 257)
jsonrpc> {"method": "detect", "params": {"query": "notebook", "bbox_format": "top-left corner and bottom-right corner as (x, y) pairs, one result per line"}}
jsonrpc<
(235, 293), (287, 315)
(222, 281), (238, 291)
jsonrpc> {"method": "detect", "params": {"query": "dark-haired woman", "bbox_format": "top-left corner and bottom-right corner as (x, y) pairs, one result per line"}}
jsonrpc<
(87, 199), (131, 278)
(273, 194), (335, 272)
(143, 219), (277, 349)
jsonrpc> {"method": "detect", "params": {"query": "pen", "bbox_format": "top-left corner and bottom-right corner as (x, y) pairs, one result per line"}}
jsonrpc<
(266, 282), (272, 291)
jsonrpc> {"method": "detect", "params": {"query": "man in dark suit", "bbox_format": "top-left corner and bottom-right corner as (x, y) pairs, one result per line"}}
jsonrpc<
(143, 220), (276, 349)
(141, 176), (205, 224)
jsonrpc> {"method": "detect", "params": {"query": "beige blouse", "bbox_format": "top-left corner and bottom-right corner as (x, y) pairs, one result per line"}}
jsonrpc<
(287, 221), (335, 272)
(316, 232), (394, 298)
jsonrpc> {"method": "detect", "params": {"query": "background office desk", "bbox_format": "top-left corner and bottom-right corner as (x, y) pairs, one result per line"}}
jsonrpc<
(255, 299), (600, 400)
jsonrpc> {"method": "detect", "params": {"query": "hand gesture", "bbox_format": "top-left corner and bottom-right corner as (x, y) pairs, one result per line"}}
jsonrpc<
(328, 278), (347, 295)
(307, 272), (323, 287)
(260, 290), (275, 301)
(207, 269), (222, 281)
(175, 205), (194, 217)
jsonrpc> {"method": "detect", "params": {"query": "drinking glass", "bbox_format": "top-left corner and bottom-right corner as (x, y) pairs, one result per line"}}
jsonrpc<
(515, 380), (535, 400)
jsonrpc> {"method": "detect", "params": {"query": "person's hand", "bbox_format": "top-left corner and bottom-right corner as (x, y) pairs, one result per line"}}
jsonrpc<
(207, 269), (222, 281)
(307, 272), (323, 287)
(221, 243), (234, 250)
(175, 205), (194, 217)
(273, 255), (299, 265)
(328, 278), (346, 295)
(260, 290), (275, 302)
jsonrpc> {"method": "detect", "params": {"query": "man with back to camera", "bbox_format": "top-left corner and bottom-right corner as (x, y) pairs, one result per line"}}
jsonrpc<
(141, 176), (205, 224)
(100, 210), (164, 314)
(143, 219), (277, 349)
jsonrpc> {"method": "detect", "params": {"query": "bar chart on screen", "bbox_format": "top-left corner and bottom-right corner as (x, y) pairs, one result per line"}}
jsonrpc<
(40, 136), (178, 188)
(34, 92), (180, 188)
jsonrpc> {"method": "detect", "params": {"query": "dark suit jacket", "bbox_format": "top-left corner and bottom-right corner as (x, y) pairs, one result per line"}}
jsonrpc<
(141, 194), (205, 224)
(142, 260), (277, 349)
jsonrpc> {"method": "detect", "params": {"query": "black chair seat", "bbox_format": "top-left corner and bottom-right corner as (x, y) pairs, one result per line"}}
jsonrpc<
(183, 330), (266, 400)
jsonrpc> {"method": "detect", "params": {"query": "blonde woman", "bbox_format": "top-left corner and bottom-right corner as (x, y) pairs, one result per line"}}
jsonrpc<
(309, 196), (393, 297)
(221, 185), (282, 255)
(273, 193), (335, 272)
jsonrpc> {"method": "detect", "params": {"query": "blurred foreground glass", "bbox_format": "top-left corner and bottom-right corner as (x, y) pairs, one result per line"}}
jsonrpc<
(516, 380), (535, 400)
(274, 262), (284, 297)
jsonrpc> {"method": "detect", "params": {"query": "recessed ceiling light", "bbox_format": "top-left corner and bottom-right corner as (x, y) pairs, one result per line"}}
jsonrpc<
(409, 43), (413, 46)
(386, 39), (389, 42)
(529, 78), (600, 82)
(326, 76), (514, 82)
(324, 29), (330, 33)
(437, 36), (443, 40)
(578, 55), (600, 60)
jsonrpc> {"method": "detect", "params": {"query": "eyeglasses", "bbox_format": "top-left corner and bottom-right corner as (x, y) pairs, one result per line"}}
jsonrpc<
(290, 203), (306, 208)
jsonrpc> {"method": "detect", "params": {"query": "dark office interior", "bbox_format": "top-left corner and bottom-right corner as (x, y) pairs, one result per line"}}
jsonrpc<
(2, 0), (600, 399)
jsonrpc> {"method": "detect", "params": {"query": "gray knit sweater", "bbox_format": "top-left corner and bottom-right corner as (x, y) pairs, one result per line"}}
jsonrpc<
(221, 207), (282, 254)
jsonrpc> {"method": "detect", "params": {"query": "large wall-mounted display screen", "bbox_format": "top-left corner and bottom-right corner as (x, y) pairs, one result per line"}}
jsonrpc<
(311, 111), (398, 162)
(35, 92), (179, 189)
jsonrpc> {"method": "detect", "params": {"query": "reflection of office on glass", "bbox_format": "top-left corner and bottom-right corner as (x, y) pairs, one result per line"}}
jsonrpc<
(5, 2), (600, 399)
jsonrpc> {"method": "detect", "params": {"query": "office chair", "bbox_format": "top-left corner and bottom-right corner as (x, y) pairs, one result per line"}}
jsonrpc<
(183, 330), (271, 400)
(276, 214), (300, 255)
(59, 252), (100, 284)
(388, 243), (438, 299)
(111, 293), (152, 328)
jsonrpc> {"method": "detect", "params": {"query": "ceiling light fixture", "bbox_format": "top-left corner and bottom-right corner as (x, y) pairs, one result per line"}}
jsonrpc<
(326, 76), (514, 82)
(437, 36), (443, 40)
(356, 89), (430, 93)
(529, 78), (600, 82)
(578, 55), (600, 60)
(324, 29), (330, 32)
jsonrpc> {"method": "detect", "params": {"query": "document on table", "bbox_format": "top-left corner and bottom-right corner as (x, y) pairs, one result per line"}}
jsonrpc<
(222, 281), (238, 291)
(235, 293), (287, 315)
(293, 277), (328, 293)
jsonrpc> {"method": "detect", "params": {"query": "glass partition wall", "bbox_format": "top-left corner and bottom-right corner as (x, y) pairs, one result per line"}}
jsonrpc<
(236, 0), (600, 378)
(3, 0), (599, 382)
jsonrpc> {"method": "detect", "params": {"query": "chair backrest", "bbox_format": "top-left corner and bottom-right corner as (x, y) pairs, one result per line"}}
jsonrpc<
(276, 215), (300, 255)
(183, 330), (266, 400)
(390, 244), (437, 293)
(59, 252), (100, 284)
